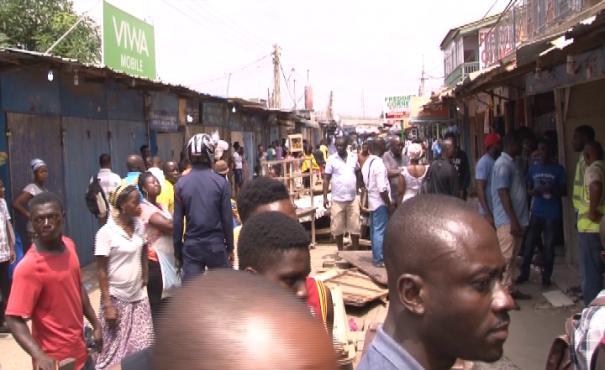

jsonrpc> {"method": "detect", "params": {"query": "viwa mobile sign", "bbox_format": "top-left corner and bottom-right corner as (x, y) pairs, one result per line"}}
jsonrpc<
(103, 1), (156, 80)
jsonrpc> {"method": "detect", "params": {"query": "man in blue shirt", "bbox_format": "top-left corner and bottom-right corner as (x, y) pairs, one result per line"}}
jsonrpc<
(358, 195), (515, 370)
(475, 134), (502, 225)
(491, 131), (531, 301)
(516, 140), (566, 288)
(174, 134), (234, 282)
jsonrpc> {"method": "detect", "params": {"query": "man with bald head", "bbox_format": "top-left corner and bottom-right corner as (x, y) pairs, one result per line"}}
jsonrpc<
(122, 154), (146, 186)
(358, 195), (515, 370)
(153, 269), (337, 370)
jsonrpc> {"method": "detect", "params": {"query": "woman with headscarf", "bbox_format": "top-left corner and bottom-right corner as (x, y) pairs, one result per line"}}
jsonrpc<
(397, 143), (429, 203)
(419, 159), (460, 197)
(13, 158), (48, 248)
(137, 172), (176, 322)
(95, 184), (153, 370)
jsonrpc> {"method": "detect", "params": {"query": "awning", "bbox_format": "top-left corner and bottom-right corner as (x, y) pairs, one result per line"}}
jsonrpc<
(298, 119), (320, 129)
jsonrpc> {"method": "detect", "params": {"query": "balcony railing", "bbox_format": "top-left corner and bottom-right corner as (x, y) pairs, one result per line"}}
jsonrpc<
(445, 61), (481, 87)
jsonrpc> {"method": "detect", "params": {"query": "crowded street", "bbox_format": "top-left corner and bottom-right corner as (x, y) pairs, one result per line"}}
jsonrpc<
(1, 0), (605, 370)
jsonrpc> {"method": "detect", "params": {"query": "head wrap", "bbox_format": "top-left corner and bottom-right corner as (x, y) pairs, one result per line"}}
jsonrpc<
(109, 183), (137, 213)
(484, 133), (502, 149)
(31, 158), (47, 172)
(408, 143), (423, 160)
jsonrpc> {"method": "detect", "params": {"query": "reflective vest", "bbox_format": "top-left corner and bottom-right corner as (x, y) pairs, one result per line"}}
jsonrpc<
(573, 157), (586, 211)
(577, 160), (605, 233)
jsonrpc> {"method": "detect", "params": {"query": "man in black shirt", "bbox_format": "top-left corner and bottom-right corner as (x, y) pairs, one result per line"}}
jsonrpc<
(443, 132), (470, 200)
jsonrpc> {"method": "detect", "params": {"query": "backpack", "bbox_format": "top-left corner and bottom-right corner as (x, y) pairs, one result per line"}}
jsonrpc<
(546, 296), (605, 370)
(85, 177), (108, 219)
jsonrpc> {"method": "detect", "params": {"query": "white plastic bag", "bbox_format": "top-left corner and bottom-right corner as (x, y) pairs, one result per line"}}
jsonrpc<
(153, 236), (181, 298)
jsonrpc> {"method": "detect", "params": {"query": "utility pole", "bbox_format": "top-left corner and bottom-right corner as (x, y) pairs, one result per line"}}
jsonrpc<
(272, 44), (281, 109)
(419, 55), (427, 97)
(327, 90), (334, 121)
(292, 68), (297, 110)
(226, 73), (232, 97)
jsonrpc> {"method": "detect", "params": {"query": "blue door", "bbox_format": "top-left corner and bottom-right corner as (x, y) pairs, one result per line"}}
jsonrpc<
(62, 117), (110, 265)
(108, 120), (148, 177)
(7, 113), (64, 248)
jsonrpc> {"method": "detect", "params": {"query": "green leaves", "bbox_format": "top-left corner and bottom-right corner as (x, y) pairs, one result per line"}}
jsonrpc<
(0, 0), (101, 63)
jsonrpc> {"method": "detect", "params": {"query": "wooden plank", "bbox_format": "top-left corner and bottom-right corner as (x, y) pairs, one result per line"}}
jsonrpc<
(321, 269), (388, 307)
(338, 251), (388, 286)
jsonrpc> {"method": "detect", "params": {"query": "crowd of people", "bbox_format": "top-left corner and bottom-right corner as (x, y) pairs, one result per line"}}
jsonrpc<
(0, 124), (603, 370)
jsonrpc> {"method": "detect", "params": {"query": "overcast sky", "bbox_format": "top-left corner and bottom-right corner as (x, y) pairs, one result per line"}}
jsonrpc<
(73, 0), (506, 117)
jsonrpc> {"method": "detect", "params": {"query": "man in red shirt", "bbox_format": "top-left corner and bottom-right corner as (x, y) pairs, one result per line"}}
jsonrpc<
(6, 192), (101, 370)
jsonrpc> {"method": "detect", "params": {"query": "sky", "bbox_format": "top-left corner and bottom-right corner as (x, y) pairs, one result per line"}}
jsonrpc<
(73, 0), (507, 117)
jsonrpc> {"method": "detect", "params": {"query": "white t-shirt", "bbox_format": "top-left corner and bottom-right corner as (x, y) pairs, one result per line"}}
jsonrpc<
(95, 168), (121, 197)
(361, 155), (391, 211)
(95, 218), (147, 302)
(233, 152), (243, 170)
(325, 152), (358, 202)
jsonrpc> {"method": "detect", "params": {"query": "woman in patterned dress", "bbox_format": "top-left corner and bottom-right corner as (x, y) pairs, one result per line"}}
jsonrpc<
(95, 184), (153, 370)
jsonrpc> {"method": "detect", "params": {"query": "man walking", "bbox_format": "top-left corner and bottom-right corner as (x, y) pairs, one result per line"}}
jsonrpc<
(491, 131), (531, 301)
(516, 140), (566, 288)
(174, 134), (234, 282)
(6, 193), (101, 370)
(323, 137), (361, 251)
(361, 138), (392, 267)
(96, 153), (121, 198)
(358, 195), (515, 369)
(475, 134), (502, 225)
(577, 141), (605, 305)
(443, 132), (471, 200)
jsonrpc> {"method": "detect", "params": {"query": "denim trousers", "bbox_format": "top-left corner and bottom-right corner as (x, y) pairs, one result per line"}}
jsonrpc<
(181, 242), (229, 283)
(577, 232), (604, 305)
(519, 215), (561, 283)
(370, 205), (389, 264)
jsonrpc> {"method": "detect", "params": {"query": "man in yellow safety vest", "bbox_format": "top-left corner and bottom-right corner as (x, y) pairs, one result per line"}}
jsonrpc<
(577, 140), (605, 305)
(573, 126), (596, 216)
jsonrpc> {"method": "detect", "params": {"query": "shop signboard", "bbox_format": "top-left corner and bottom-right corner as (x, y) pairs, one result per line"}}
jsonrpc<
(103, 1), (156, 80)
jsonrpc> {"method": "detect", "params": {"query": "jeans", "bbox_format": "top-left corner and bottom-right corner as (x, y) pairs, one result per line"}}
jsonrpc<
(519, 216), (561, 283)
(0, 261), (10, 324)
(182, 242), (229, 283)
(577, 232), (604, 305)
(370, 205), (388, 264)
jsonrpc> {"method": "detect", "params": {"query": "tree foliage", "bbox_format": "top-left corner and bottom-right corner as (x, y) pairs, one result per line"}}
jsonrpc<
(0, 0), (101, 63)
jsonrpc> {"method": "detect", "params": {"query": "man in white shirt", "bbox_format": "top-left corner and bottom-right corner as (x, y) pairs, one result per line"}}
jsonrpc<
(96, 153), (121, 198)
(323, 137), (361, 251)
(232, 144), (244, 195)
(361, 138), (393, 267)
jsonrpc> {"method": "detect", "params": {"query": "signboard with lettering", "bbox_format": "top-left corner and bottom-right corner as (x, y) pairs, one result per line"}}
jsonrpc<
(479, 21), (515, 69)
(384, 95), (412, 119)
(103, 1), (156, 80)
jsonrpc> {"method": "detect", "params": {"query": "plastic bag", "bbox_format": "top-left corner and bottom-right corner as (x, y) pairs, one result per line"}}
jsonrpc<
(153, 236), (181, 298)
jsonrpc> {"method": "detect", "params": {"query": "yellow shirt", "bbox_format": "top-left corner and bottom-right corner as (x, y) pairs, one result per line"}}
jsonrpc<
(301, 154), (319, 172)
(157, 180), (174, 214)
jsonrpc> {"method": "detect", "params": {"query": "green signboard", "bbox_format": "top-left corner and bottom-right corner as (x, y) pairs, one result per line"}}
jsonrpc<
(103, 1), (156, 80)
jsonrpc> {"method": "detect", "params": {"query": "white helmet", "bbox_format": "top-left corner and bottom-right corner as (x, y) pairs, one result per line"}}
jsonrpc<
(187, 134), (215, 162)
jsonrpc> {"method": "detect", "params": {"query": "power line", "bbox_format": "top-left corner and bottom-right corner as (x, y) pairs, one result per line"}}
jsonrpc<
(191, 53), (271, 86)
(160, 0), (267, 56)
(176, 1), (268, 52)
(481, 0), (502, 20)
(479, 0), (519, 47)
